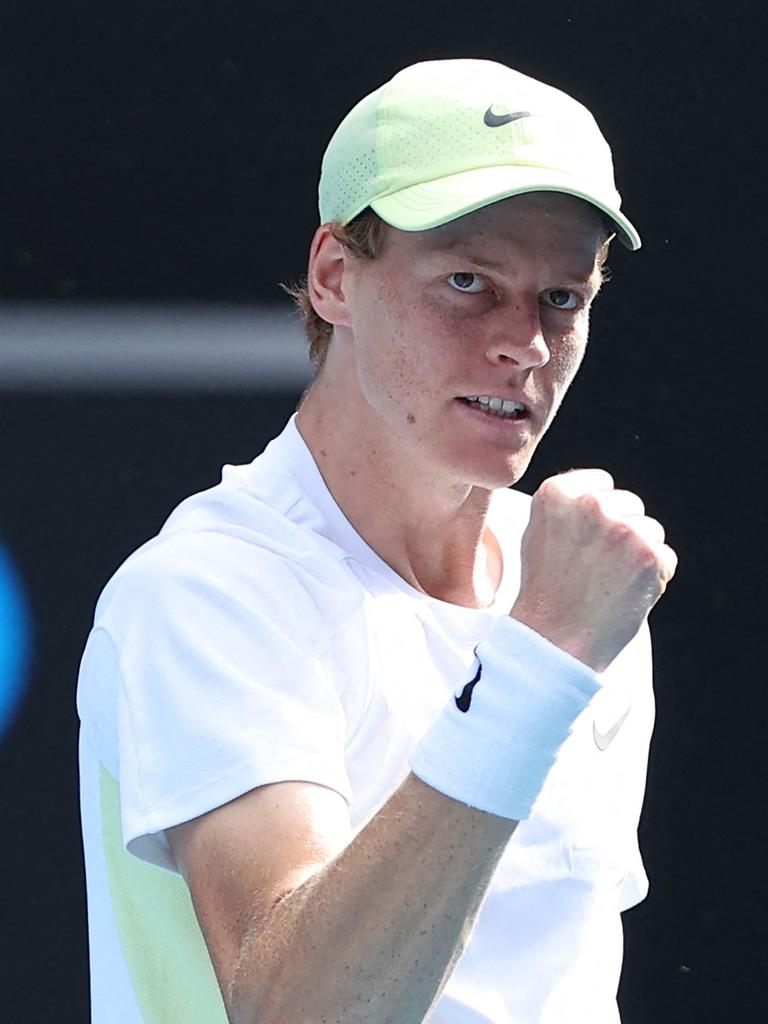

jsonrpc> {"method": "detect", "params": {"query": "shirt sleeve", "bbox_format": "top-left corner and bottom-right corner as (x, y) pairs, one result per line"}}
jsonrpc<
(77, 529), (354, 872)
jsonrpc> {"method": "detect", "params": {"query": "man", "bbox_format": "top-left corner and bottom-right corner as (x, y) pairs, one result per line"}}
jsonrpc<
(77, 58), (677, 1023)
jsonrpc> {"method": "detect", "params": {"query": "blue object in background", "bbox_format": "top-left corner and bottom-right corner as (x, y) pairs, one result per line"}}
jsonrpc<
(0, 540), (32, 742)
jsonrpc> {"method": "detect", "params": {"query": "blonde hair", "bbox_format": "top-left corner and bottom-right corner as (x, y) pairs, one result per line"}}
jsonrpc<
(281, 209), (388, 371)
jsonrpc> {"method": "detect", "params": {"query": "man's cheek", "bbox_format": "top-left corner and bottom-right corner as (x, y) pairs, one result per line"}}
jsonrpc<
(551, 339), (587, 382)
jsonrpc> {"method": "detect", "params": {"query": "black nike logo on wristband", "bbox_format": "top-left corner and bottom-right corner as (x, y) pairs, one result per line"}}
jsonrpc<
(455, 660), (483, 712)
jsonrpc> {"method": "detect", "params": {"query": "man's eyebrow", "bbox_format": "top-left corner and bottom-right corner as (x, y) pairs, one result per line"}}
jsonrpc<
(417, 240), (508, 272)
(421, 233), (492, 255)
(421, 239), (605, 289)
(455, 252), (507, 272)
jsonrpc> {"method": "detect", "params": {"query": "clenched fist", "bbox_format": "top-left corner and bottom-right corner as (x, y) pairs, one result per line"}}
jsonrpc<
(510, 469), (678, 673)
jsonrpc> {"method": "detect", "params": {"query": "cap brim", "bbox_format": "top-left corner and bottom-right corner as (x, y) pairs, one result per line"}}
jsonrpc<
(370, 164), (641, 250)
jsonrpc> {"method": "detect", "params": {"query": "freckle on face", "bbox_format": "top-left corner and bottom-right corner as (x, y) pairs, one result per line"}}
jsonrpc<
(406, 413), (416, 425)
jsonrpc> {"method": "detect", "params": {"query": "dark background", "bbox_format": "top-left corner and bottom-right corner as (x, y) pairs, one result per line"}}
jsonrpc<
(2, 2), (765, 1021)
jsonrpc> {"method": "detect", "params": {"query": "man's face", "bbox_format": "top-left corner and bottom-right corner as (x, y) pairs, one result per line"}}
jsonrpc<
(335, 192), (608, 489)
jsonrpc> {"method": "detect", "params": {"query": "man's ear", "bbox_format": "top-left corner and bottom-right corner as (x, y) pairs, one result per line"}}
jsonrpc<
(307, 224), (351, 328)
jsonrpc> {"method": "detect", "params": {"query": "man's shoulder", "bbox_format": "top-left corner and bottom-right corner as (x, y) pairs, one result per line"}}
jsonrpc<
(91, 475), (363, 651)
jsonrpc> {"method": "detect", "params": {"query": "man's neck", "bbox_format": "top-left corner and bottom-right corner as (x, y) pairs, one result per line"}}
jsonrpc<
(295, 388), (503, 610)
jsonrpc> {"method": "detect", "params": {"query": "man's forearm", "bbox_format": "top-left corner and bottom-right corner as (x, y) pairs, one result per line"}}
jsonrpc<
(228, 773), (516, 1024)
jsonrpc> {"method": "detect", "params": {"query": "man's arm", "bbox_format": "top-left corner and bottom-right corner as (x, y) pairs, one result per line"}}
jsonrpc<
(168, 468), (677, 1024)
(169, 773), (515, 1024)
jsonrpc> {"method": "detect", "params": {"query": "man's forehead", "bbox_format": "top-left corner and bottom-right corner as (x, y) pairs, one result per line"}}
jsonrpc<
(406, 193), (609, 268)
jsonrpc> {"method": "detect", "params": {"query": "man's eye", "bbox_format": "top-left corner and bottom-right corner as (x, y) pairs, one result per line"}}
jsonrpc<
(448, 272), (488, 294)
(542, 288), (578, 310)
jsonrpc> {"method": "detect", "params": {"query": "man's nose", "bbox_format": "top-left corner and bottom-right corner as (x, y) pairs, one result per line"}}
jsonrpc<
(484, 306), (550, 370)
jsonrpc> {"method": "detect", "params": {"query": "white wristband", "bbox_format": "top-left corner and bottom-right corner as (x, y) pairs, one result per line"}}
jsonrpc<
(409, 616), (602, 820)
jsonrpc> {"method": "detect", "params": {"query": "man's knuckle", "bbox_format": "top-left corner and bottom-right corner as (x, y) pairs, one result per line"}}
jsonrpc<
(636, 545), (660, 572)
(537, 476), (561, 497)
(612, 520), (634, 541)
(576, 491), (603, 517)
(533, 479), (564, 508)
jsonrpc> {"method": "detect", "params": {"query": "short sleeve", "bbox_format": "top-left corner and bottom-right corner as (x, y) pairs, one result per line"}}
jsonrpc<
(77, 531), (354, 872)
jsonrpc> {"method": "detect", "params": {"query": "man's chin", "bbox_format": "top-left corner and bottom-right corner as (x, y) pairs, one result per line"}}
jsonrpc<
(462, 452), (535, 491)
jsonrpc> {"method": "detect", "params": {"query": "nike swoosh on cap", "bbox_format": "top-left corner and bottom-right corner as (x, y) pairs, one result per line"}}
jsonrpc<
(592, 706), (631, 751)
(483, 107), (531, 127)
(455, 658), (482, 713)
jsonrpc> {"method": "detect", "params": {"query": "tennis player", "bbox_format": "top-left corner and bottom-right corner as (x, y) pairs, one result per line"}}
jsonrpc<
(77, 58), (677, 1023)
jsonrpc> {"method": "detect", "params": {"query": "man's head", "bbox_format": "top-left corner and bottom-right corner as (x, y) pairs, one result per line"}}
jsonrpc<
(292, 59), (638, 488)
(289, 58), (638, 372)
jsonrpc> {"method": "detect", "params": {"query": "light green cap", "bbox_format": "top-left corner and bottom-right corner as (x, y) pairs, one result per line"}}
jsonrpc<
(319, 59), (641, 250)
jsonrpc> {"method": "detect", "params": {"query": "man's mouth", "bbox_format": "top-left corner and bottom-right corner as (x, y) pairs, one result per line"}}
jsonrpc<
(458, 395), (528, 420)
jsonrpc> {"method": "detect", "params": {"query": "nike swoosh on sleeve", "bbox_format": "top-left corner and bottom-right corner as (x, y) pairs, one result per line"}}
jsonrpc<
(592, 706), (632, 751)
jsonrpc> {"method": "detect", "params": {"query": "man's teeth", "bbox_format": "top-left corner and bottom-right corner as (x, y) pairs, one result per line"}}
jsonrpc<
(463, 395), (525, 418)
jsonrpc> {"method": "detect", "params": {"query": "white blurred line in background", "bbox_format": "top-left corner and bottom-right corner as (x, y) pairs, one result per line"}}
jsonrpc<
(0, 303), (314, 392)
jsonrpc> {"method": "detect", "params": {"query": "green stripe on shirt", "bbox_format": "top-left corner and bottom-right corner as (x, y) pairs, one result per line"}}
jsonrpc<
(99, 765), (228, 1023)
